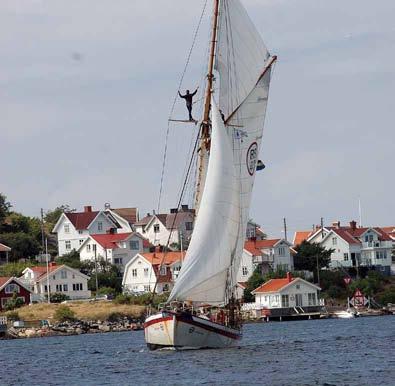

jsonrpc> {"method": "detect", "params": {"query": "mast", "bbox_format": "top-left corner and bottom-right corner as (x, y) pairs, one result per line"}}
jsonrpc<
(195, 0), (220, 210)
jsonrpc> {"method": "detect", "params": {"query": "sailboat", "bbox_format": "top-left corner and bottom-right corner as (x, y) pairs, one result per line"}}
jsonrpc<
(144, 0), (277, 350)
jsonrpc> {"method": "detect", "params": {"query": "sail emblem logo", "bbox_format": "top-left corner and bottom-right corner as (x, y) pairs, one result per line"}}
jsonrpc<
(246, 142), (258, 176)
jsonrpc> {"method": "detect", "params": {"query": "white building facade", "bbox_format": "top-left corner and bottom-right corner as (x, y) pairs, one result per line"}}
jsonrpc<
(122, 251), (183, 294)
(21, 264), (91, 301)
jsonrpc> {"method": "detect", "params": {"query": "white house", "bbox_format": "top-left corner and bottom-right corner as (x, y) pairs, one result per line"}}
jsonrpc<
(252, 273), (321, 311)
(122, 251), (184, 294)
(237, 239), (294, 284)
(134, 206), (194, 248)
(306, 221), (393, 275)
(20, 263), (91, 301)
(78, 231), (151, 272)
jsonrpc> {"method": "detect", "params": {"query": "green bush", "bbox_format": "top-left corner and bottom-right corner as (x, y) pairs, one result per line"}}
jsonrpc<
(54, 305), (76, 322)
(376, 286), (395, 306)
(107, 312), (126, 322)
(97, 287), (117, 297)
(4, 293), (25, 311)
(48, 293), (70, 303)
(6, 310), (20, 321)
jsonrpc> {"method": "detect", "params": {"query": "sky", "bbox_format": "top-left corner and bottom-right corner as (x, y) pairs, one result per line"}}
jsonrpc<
(1, 0), (394, 239)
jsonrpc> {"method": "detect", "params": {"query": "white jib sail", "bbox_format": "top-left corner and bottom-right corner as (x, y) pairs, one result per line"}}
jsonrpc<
(168, 102), (240, 304)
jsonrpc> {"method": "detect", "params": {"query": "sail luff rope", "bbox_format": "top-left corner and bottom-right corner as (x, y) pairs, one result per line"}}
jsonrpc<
(157, 0), (209, 214)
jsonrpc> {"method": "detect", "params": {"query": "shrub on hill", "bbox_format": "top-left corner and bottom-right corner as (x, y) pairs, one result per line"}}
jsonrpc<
(54, 305), (76, 322)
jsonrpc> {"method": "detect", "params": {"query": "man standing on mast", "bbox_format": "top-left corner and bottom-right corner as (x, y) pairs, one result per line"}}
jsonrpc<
(178, 87), (198, 121)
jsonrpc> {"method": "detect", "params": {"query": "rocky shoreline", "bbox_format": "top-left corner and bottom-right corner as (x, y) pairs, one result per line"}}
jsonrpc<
(1, 318), (144, 340)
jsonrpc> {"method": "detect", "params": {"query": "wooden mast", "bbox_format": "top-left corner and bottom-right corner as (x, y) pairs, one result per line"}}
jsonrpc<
(195, 0), (220, 210)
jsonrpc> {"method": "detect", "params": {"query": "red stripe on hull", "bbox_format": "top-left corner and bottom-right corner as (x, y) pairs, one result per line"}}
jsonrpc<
(144, 315), (173, 328)
(176, 314), (241, 340)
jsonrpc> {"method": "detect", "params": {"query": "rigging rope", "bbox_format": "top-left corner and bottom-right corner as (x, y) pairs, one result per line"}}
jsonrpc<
(157, 0), (209, 214)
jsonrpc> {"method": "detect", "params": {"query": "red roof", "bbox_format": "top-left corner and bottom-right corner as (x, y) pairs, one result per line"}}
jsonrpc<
(244, 240), (262, 256)
(30, 264), (61, 280)
(253, 277), (293, 293)
(328, 226), (392, 242)
(330, 228), (361, 245)
(0, 277), (11, 289)
(111, 208), (138, 224)
(141, 251), (184, 265)
(65, 211), (100, 230)
(0, 243), (11, 252)
(91, 233), (133, 249)
(293, 231), (312, 246)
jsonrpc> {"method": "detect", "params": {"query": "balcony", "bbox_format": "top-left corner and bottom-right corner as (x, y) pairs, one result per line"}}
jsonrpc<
(362, 241), (392, 249)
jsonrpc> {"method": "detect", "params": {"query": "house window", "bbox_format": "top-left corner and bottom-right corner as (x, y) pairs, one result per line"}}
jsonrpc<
(376, 251), (385, 259)
(296, 284), (300, 289)
(278, 247), (285, 257)
(64, 224), (70, 234)
(73, 283), (83, 291)
(163, 284), (169, 292)
(154, 224), (160, 233)
(160, 266), (167, 275)
(242, 266), (248, 276)
(5, 283), (20, 294)
(281, 294), (289, 307)
(52, 275), (56, 280)
(144, 285), (151, 292)
(130, 240), (139, 250)
(308, 293), (316, 306)
(144, 268), (149, 277)
(332, 237), (337, 246)
(98, 222), (103, 231)
(79, 239), (84, 245)
(87, 244), (91, 252)
(79, 230), (83, 234)
(114, 258), (123, 265)
(65, 240), (71, 250)
(44, 285), (51, 292)
(61, 270), (67, 279)
(132, 269), (138, 277)
(56, 284), (62, 292)
(63, 284), (68, 292)
(185, 222), (193, 231)
(344, 253), (349, 261)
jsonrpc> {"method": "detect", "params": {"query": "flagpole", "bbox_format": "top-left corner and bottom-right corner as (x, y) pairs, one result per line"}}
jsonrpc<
(46, 238), (50, 304)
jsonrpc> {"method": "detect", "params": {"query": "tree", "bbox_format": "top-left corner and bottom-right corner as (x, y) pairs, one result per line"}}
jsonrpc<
(294, 240), (333, 280)
(0, 193), (11, 226)
(0, 232), (40, 261)
(56, 250), (83, 269)
(243, 267), (265, 302)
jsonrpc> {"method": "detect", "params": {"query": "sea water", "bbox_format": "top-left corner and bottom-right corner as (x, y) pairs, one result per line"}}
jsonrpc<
(1, 316), (394, 385)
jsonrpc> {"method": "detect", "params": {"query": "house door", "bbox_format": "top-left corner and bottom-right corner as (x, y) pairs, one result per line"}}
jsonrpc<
(295, 294), (303, 307)
(351, 253), (356, 267)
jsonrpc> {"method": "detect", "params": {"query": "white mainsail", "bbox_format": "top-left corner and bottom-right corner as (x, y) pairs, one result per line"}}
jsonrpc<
(168, 0), (274, 304)
(169, 102), (239, 304)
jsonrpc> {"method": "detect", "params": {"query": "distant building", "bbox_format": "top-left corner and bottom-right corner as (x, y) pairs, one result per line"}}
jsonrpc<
(0, 243), (11, 265)
(0, 277), (32, 311)
(20, 263), (91, 301)
(134, 206), (194, 248)
(52, 205), (138, 256)
(78, 231), (151, 272)
(122, 251), (184, 294)
(245, 220), (266, 240)
(305, 221), (393, 275)
(251, 272), (322, 318)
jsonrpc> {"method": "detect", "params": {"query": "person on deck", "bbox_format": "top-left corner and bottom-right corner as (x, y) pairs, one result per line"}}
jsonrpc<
(178, 87), (198, 121)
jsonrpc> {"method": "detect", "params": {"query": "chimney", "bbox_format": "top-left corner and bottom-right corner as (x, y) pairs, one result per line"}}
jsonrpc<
(286, 272), (292, 283)
(315, 224), (321, 231)
(332, 221), (340, 229)
(153, 209), (156, 215)
(146, 212), (151, 217)
(84, 205), (92, 213)
(104, 203), (111, 210)
(181, 204), (189, 211)
(170, 208), (178, 214)
(350, 220), (357, 231)
(155, 246), (161, 253)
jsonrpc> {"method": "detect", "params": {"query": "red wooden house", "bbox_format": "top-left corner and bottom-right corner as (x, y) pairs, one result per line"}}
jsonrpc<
(0, 277), (32, 311)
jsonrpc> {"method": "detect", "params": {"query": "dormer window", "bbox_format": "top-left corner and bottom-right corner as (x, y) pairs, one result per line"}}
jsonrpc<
(154, 224), (160, 233)
(278, 247), (285, 256)
(332, 237), (337, 246)
(98, 222), (103, 231)
(64, 224), (70, 234)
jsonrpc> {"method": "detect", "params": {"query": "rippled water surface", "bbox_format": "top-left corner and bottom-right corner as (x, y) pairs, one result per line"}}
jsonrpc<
(1, 316), (394, 385)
